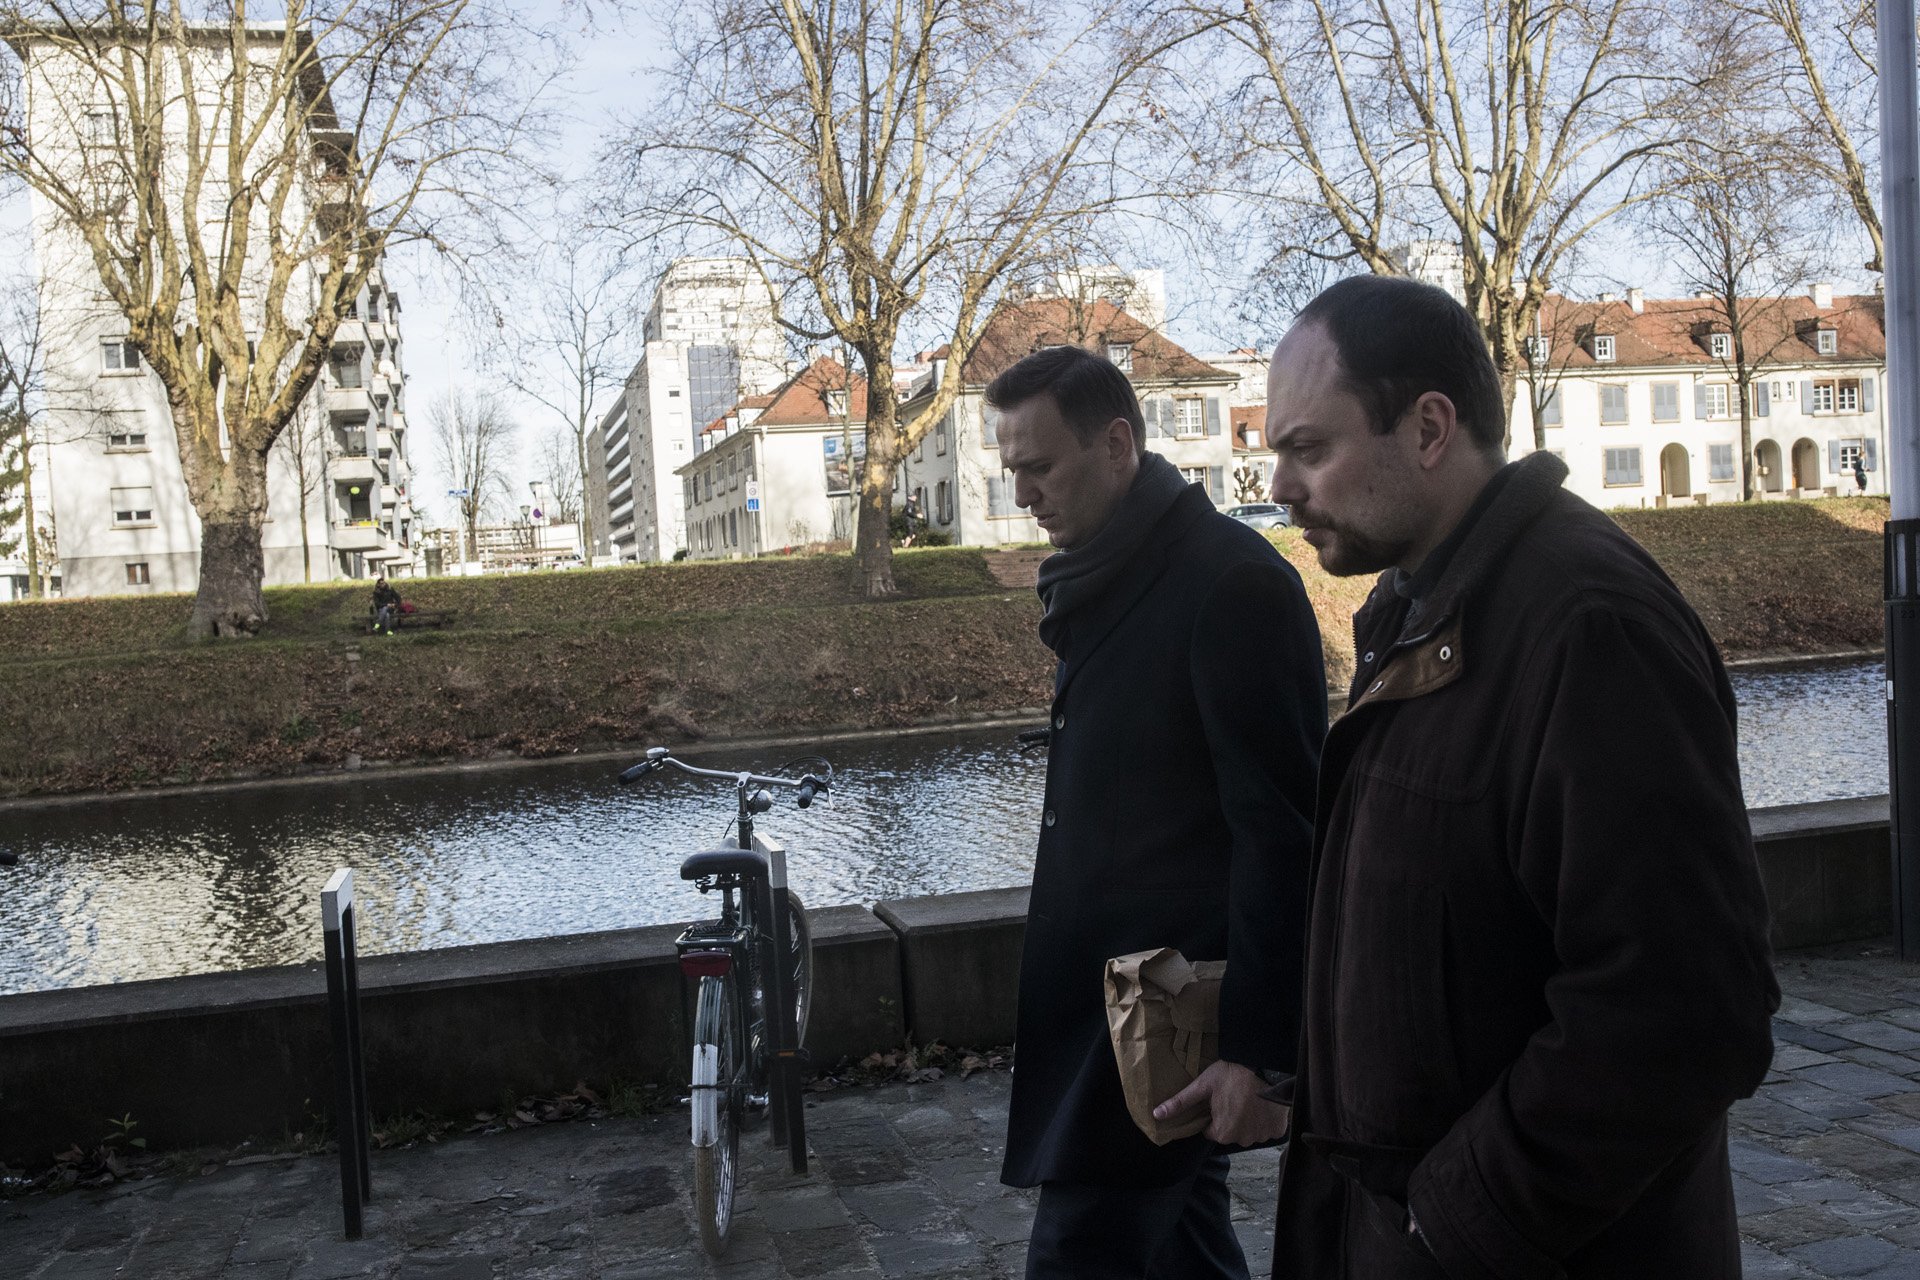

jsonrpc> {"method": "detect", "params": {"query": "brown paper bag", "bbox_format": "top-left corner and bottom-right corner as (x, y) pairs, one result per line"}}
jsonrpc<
(1103, 947), (1226, 1145)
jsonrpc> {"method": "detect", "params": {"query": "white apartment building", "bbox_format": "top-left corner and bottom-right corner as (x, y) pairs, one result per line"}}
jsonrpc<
(594, 259), (788, 562)
(1513, 287), (1888, 507)
(679, 358), (867, 558)
(15, 24), (418, 598)
(897, 297), (1238, 546)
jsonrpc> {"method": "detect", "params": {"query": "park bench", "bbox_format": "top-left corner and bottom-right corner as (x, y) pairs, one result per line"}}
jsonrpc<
(349, 608), (457, 634)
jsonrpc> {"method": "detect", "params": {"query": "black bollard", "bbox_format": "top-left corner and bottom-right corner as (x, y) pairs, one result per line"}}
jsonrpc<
(322, 869), (372, 1238)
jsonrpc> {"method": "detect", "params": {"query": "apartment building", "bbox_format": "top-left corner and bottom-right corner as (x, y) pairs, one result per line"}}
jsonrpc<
(896, 297), (1237, 547)
(592, 259), (788, 562)
(679, 359), (866, 559)
(1514, 286), (1888, 507)
(15, 24), (418, 597)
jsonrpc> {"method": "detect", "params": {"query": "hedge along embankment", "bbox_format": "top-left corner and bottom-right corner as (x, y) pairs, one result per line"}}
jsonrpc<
(0, 499), (1889, 798)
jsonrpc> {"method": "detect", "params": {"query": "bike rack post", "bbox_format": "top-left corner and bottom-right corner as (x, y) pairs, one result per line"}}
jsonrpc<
(322, 869), (373, 1239)
(755, 834), (808, 1174)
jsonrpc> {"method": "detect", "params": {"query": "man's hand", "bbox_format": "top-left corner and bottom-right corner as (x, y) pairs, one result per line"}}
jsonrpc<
(1151, 1061), (1291, 1146)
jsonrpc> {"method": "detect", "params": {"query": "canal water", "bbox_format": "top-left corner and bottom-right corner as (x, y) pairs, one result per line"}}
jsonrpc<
(0, 659), (1887, 994)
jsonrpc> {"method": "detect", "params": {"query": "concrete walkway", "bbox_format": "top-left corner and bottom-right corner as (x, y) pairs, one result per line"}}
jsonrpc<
(6, 942), (1920, 1279)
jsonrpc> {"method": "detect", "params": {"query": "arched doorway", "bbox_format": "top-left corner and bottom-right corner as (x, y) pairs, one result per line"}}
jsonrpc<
(1756, 439), (1784, 493)
(1659, 444), (1691, 500)
(1792, 438), (1821, 492)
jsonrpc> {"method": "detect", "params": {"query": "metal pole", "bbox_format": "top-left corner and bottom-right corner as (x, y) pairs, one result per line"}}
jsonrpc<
(1883, 0), (1920, 960)
(323, 869), (372, 1237)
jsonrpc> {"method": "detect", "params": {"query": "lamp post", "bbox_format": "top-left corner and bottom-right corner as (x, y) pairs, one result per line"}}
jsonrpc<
(1879, 0), (1920, 960)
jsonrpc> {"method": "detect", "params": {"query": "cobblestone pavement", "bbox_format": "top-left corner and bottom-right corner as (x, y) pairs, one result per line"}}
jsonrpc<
(7, 943), (1920, 1278)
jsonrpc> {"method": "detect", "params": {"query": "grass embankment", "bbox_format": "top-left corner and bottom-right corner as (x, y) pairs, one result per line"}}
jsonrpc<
(0, 498), (1887, 798)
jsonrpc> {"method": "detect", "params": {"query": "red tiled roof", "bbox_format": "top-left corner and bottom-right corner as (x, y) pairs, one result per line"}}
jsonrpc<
(1231, 402), (1266, 451)
(702, 391), (780, 434)
(959, 298), (1230, 385)
(753, 357), (869, 428)
(1537, 292), (1884, 369)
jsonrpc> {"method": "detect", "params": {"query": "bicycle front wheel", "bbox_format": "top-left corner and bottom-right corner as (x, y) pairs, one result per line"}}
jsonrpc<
(691, 972), (740, 1256)
(784, 889), (813, 1048)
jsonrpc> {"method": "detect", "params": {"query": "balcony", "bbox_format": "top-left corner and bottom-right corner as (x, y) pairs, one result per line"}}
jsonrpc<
(331, 318), (367, 348)
(330, 452), (379, 485)
(364, 535), (406, 562)
(330, 521), (384, 552)
(327, 385), (373, 418)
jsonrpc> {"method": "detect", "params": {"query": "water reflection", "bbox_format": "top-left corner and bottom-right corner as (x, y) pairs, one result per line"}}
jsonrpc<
(0, 659), (1889, 993)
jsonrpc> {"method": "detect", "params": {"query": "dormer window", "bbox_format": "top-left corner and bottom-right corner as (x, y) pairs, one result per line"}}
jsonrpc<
(826, 389), (849, 415)
(1526, 337), (1550, 364)
(1709, 333), (1732, 359)
(1592, 334), (1615, 362)
(1816, 329), (1838, 355)
(1107, 343), (1133, 372)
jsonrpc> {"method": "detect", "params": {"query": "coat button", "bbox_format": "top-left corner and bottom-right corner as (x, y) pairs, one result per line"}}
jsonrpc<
(1362, 650), (1375, 664)
(1439, 645), (1453, 661)
(1044, 810), (1057, 827)
(1053, 713), (1066, 730)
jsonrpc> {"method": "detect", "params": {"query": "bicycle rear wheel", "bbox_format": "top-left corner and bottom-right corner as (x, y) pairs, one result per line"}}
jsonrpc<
(783, 889), (813, 1047)
(691, 973), (740, 1256)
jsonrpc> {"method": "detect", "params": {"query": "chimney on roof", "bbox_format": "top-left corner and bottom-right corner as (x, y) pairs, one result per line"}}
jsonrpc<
(1627, 288), (1644, 314)
(1599, 291), (1619, 304)
(1812, 281), (1834, 309)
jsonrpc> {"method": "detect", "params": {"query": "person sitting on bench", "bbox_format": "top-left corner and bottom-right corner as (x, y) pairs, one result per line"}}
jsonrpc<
(370, 577), (401, 635)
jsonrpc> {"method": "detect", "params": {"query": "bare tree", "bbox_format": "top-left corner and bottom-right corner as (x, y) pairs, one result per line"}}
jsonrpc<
(536, 424), (583, 523)
(430, 387), (514, 562)
(1744, 0), (1882, 272)
(616, 0), (1217, 595)
(1225, 0), (1687, 437)
(0, 3), (552, 635)
(0, 276), (50, 594)
(497, 223), (635, 567)
(271, 399), (327, 581)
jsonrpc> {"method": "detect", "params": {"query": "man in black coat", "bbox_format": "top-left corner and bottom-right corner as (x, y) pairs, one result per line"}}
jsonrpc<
(989, 345), (1325, 1278)
(1264, 275), (1778, 1277)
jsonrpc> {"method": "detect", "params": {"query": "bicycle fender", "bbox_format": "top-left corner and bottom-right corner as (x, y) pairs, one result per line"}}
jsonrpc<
(691, 1044), (721, 1148)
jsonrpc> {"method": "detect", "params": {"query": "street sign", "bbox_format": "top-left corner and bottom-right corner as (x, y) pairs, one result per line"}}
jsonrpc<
(447, 488), (470, 497)
(744, 481), (760, 500)
(747, 498), (761, 512)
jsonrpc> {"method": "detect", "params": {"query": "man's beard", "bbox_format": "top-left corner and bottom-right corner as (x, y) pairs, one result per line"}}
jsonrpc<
(1294, 509), (1409, 577)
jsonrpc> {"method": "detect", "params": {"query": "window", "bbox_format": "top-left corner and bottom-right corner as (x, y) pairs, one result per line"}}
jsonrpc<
(1809, 380), (1859, 414)
(83, 108), (116, 147)
(936, 479), (953, 523)
(1704, 384), (1731, 419)
(826, 390), (849, 415)
(1837, 381), (1860, 412)
(936, 418), (949, 456)
(111, 485), (155, 524)
(729, 510), (738, 545)
(1603, 447), (1643, 487)
(988, 469), (1021, 517)
(1840, 439), (1865, 472)
(1651, 382), (1680, 423)
(124, 562), (150, 585)
(1709, 333), (1732, 360)
(1172, 398), (1205, 437)
(106, 429), (147, 450)
(1539, 388), (1562, 427)
(1709, 444), (1735, 482)
(100, 338), (140, 373)
(1817, 329), (1838, 355)
(331, 357), (363, 389)
(1593, 335), (1615, 362)
(981, 404), (1000, 448)
(1526, 336), (1551, 364)
(1600, 383), (1628, 425)
(1178, 465), (1226, 504)
(1107, 343), (1133, 372)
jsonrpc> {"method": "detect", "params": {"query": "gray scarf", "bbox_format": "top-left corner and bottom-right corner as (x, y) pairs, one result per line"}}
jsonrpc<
(1035, 451), (1191, 658)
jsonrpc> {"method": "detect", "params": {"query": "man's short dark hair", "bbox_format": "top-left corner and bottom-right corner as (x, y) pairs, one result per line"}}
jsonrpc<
(1295, 275), (1506, 453)
(983, 345), (1145, 453)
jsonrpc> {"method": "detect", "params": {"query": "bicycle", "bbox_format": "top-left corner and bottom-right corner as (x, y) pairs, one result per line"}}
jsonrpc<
(617, 746), (831, 1256)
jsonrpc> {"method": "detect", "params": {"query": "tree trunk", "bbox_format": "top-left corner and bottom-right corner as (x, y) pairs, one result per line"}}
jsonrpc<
(297, 459), (313, 583)
(853, 345), (900, 598)
(190, 513), (269, 638)
(1738, 378), (1755, 502)
(577, 427), (594, 568)
(21, 439), (38, 598)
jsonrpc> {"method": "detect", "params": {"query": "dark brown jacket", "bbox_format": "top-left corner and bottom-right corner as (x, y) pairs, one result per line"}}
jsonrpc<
(1272, 454), (1778, 1279)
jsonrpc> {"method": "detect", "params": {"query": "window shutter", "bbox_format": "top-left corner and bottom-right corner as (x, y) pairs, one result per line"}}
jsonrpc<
(1867, 440), (1880, 471)
(1143, 397), (1161, 438)
(1864, 377), (1877, 412)
(1829, 440), (1841, 474)
(1755, 383), (1769, 417)
(1693, 384), (1707, 420)
(1205, 398), (1222, 436)
(1801, 380), (1814, 407)
(1207, 466), (1224, 504)
(1542, 389), (1561, 426)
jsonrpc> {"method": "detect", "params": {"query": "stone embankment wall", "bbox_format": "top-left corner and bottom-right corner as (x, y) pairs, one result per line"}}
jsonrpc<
(0, 796), (1888, 1166)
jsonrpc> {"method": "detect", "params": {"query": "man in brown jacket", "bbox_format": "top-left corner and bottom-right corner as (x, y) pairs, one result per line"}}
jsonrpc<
(1263, 275), (1779, 1278)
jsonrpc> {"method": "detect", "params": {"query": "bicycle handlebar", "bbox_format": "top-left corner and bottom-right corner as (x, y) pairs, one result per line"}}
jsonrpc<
(617, 750), (831, 802)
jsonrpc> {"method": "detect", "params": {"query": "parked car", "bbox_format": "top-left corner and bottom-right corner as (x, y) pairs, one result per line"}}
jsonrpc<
(1224, 502), (1291, 530)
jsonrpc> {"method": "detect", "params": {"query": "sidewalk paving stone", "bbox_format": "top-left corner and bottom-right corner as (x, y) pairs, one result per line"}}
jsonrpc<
(6, 944), (1920, 1277)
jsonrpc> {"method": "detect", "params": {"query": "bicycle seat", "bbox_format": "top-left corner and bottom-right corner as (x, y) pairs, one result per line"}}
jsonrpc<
(679, 846), (769, 881)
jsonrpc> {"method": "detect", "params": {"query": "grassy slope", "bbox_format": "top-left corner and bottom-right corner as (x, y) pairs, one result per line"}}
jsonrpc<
(0, 500), (1887, 797)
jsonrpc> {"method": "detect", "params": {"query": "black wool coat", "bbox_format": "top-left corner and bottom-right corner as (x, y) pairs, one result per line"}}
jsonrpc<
(1001, 483), (1326, 1190)
(1271, 454), (1779, 1279)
